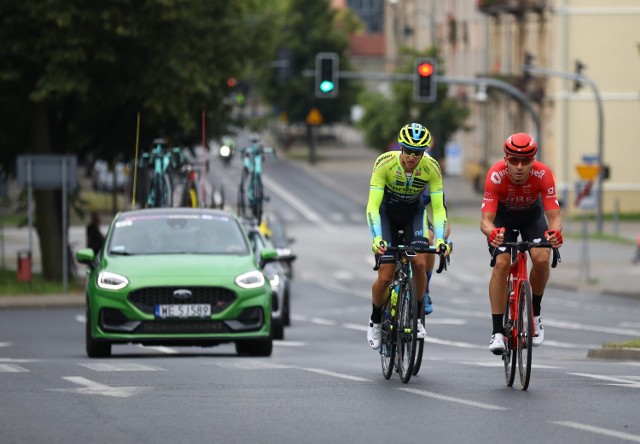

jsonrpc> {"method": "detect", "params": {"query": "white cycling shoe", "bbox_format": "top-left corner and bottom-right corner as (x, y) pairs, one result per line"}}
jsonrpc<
(489, 333), (505, 355)
(417, 320), (426, 339)
(533, 316), (544, 347)
(367, 319), (381, 350)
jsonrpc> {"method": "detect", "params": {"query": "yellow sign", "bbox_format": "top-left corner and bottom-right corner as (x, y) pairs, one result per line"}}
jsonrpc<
(576, 164), (600, 180)
(306, 107), (323, 126)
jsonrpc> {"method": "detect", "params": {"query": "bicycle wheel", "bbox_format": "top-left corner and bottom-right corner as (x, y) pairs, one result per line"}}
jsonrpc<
(396, 279), (417, 383)
(251, 175), (264, 224)
(380, 298), (396, 380)
(517, 280), (533, 390)
(237, 184), (246, 217)
(503, 280), (516, 387)
(412, 299), (425, 375)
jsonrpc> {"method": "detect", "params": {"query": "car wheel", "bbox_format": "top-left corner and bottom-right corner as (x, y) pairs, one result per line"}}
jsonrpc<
(283, 290), (291, 327)
(86, 309), (111, 358)
(272, 317), (284, 340)
(235, 338), (273, 357)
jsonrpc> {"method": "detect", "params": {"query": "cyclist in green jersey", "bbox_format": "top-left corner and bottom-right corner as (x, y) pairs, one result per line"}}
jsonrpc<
(366, 123), (451, 350)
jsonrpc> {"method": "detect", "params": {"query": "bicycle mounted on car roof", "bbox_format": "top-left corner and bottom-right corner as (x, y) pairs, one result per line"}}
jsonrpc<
(140, 139), (184, 208)
(236, 137), (275, 225)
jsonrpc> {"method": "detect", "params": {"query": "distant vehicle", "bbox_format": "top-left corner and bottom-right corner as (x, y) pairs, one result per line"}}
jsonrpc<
(241, 218), (295, 338)
(92, 159), (127, 192)
(262, 213), (296, 279)
(75, 207), (279, 358)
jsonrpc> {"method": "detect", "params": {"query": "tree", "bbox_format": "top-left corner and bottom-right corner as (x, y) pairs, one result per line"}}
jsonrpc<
(358, 49), (470, 159)
(0, 0), (269, 280)
(258, 0), (361, 126)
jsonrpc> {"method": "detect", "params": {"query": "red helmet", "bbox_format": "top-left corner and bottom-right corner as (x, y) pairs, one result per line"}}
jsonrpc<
(504, 132), (537, 157)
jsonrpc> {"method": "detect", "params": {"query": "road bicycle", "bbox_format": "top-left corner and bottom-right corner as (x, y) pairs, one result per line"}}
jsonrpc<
(412, 239), (452, 376)
(491, 230), (560, 390)
(140, 140), (184, 208)
(179, 163), (203, 208)
(237, 140), (275, 224)
(374, 234), (447, 383)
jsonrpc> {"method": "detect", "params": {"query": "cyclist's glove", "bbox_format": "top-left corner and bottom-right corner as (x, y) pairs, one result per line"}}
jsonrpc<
(372, 236), (387, 254)
(544, 230), (563, 247)
(435, 238), (451, 255)
(488, 227), (505, 245)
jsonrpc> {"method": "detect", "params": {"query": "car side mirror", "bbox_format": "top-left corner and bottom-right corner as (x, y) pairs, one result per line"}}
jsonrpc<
(259, 248), (278, 268)
(76, 248), (96, 268)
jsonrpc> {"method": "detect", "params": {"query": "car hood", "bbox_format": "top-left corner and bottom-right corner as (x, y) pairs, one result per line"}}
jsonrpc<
(102, 254), (258, 280)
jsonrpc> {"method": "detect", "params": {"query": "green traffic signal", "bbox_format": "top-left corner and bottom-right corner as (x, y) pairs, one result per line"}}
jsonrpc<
(320, 80), (335, 93)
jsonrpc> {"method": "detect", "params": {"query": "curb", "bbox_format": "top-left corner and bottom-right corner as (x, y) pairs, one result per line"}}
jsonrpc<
(587, 348), (640, 361)
(0, 295), (85, 309)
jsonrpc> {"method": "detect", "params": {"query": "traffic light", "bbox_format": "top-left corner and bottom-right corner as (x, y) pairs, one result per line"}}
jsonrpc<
(414, 58), (437, 103)
(574, 59), (586, 92)
(315, 52), (339, 98)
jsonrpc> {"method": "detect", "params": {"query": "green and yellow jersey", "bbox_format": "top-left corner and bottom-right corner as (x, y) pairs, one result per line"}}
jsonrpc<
(366, 151), (447, 243)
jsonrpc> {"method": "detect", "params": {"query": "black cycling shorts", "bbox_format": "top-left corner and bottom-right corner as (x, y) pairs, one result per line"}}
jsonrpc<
(488, 200), (548, 257)
(376, 201), (430, 265)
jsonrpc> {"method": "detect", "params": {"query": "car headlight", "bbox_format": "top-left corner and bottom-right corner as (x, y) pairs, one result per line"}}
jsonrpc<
(269, 274), (280, 288)
(97, 271), (129, 290)
(235, 271), (265, 289)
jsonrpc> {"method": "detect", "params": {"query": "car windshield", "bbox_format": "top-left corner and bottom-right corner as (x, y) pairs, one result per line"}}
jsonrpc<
(108, 213), (249, 255)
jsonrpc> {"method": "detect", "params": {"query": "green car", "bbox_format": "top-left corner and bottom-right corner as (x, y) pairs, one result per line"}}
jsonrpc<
(76, 208), (278, 358)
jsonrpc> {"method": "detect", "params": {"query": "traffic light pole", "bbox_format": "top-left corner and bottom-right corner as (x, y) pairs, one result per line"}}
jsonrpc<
(523, 64), (605, 233)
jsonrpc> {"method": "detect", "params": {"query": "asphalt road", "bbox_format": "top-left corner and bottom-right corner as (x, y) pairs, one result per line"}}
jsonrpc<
(1, 146), (640, 444)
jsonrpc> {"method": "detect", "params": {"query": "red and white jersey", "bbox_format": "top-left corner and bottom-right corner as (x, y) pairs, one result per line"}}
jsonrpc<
(481, 160), (560, 213)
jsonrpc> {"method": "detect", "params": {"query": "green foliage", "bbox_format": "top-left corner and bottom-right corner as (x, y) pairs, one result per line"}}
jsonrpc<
(0, 268), (83, 295)
(258, 0), (361, 125)
(358, 48), (471, 160)
(0, 0), (270, 165)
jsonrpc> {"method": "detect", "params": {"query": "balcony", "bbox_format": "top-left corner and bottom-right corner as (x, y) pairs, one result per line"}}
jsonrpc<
(477, 0), (546, 16)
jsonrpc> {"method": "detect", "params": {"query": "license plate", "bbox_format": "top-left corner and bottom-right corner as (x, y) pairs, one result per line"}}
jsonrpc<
(155, 304), (211, 318)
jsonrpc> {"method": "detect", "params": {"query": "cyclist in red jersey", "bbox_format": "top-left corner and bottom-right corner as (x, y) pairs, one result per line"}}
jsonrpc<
(480, 132), (563, 354)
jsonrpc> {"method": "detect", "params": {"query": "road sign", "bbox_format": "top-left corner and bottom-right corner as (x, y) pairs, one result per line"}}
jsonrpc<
(575, 180), (596, 210)
(576, 164), (599, 180)
(306, 107), (323, 126)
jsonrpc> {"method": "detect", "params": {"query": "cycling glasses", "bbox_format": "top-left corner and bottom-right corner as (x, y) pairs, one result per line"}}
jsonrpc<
(402, 147), (425, 158)
(506, 156), (534, 166)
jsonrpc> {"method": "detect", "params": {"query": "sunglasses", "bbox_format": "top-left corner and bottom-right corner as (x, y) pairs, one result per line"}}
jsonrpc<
(402, 147), (425, 158)
(506, 156), (534, 166)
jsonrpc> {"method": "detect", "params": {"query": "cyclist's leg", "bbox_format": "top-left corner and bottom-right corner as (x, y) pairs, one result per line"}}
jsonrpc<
(424, 223), (436, 314)
(487, 211), (516, 353)
(520, 207), (550, 345)
(407, 205), (429, 304)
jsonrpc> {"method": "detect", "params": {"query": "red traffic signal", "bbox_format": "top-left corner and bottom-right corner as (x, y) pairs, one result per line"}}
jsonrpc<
(417, 62), (434, 77)
(414, 57), (438, 103)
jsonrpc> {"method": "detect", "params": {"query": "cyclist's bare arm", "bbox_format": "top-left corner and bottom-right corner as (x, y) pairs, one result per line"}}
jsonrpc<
(544, 208), (563, 247)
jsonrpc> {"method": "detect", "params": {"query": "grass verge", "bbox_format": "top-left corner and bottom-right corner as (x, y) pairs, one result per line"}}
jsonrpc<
(0, 268), (84, 296)
(603, 339), (640, 349)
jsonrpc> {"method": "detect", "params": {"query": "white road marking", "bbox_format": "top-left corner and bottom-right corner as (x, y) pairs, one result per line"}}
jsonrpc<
(303, 367), (370, 382)
(0, 364), (29, 373)
(80, 363), (164, 372)
(570, 373), (640, 388)
(75, 315), (85, 323)
(0, 342), (12, 347)
(50, 376), (148, 398)
(552, 421), (640, 443)
(425, 337), (478, 349)
(0, 358), (38, 363)
(399, 387), (507, 410)
(262, 176), (335, 232)
(309, 317), (337, 326)
(458, 361), (560, 369)
(138, 345), (179, 354)
(274, 341), (306, 347)
(342, 323), (367, 332)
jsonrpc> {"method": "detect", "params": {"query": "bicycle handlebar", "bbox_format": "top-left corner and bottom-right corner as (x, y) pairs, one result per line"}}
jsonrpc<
(373, 244), (448, 274)
(490, 241), (561, 269)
